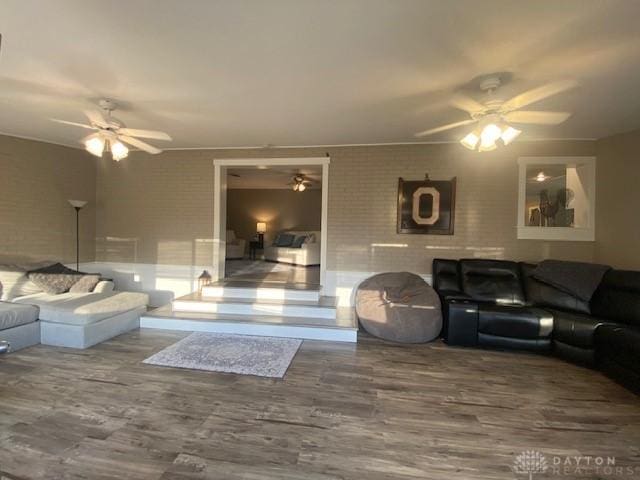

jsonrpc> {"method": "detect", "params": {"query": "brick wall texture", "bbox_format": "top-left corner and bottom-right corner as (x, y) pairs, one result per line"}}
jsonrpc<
(94, 140), (597, 274)
(0, 135), (96, 264)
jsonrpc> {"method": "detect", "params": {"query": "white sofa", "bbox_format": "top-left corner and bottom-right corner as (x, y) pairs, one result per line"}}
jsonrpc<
(0, 301), (40, 352)
(264, 230), (321, 266)
(0, 262), (148, 350)
(226, 230), (246, 260)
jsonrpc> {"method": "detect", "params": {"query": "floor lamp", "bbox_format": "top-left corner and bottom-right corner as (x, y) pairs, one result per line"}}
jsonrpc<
(68, 200), (88, 271)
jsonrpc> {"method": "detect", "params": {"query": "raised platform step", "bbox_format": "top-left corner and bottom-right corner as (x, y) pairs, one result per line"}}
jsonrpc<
(140, 305), (357, 343)
(202, 281), (320, 302)
(173, 292), (337, 319)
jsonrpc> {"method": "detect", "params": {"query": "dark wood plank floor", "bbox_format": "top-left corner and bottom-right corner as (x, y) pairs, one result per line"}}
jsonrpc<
(0, 329), (638, 480)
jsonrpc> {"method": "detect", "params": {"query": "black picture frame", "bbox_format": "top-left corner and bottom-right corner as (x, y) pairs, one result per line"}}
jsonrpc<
(397, 177), (456, 235)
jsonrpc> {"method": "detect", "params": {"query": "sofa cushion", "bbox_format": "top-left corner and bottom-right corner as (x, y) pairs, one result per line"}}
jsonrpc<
(13, 291), (148, 326)
(591, 269), (640, 327)
(433, 259), (461, 294)
(520, 263), (590, 314)
(0, 301), (39, 330)
(460, 259), (525, 305)
(275, 233), (295, 247)
(0, 264), (44, 301)
(550, 309), (613, 349)
(478, 304), (553, 339)
(69, 274), (102, 293)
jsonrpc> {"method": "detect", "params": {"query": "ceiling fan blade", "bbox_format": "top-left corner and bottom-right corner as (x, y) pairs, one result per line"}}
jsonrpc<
(51, 118), (96, 130)
(118, 128), (172, 141)
(83, 109), (109, 128)
(450, 94), (486, 114)
(504, 110), (572, 125)
(503, 80), (577, 111)
(119, 135), (162, 154)
(415, 119), (476, 137)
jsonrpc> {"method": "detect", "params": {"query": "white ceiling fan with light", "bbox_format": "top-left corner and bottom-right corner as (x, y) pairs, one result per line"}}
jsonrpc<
(415, 75), (577, 152)
(289, 174), (312, 192)
(51, 99), (172, 161)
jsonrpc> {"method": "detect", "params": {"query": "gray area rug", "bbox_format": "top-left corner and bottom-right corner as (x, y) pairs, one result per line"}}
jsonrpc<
(142, 332), (302, 378)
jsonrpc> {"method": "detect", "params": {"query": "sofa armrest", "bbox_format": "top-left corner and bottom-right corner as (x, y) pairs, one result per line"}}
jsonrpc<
(443, 300), (479, 346)
(93, 280), (115, 293)
(237, 239), (246, 251)
(301, 242), (321, 253)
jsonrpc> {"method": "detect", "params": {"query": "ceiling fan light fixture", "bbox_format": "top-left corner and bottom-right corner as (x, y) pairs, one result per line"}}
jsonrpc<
(297, 183), (306, 192)
(536, 171), (548, 182)
(501, 125), (522, 145)
(480, 123), (502, 145)
(85, 136), (105, 157)
(111, 140), (129, 161)
(460, 131), (480, 150)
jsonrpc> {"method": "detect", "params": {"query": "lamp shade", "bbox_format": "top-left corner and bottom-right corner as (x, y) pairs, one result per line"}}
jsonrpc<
(256, 222), (267, 233)
(68, 199), (88, 209)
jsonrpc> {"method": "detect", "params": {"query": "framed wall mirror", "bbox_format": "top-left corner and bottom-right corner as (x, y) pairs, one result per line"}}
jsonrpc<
(517, 156), (596, 241)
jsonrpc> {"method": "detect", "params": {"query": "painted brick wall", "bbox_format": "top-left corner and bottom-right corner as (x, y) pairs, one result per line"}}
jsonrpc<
(0, 135), (96, 264)
(95, 140), (597, 274)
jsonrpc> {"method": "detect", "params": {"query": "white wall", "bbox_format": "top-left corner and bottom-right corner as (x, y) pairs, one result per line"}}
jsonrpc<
(81, 261), (431, 307)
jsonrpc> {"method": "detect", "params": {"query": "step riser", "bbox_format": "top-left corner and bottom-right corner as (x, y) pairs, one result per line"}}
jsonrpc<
(172, 300), (336, 319)
(140, 316), (357, 343)
(202, 287), (319, 302)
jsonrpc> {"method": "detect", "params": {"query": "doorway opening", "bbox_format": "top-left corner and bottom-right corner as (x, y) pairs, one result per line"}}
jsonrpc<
(212, 157), (329, 291)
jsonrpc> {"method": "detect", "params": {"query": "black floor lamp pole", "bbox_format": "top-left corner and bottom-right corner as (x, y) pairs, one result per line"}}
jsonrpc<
(68, 200), (88, 271)
(74, 206), (81, 271)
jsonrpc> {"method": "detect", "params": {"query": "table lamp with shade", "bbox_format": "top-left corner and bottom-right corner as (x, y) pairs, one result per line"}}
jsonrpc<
(68, 199), (88, 271)
(256, 222), (266, 248)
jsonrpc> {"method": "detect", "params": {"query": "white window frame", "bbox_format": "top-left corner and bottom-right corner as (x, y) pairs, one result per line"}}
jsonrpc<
(517, 156), (596, 241)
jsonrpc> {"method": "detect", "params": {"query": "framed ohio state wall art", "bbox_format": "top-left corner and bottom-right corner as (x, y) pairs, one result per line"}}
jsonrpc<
(397, 176), (456, 235)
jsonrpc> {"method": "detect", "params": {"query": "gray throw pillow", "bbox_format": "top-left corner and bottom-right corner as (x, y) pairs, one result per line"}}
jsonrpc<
(69, 274), (101, 293)
(27, 263), (85, 295)
(276, 233), (295, 247)
(291, 235), (307, 248)
(28, 273), (84, 295)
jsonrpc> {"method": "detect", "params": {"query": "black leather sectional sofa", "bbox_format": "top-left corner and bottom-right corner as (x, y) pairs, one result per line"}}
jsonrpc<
(433, 258), (640, 394)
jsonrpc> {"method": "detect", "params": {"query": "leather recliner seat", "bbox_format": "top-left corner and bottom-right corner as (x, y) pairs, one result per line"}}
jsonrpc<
(433, 258), (640, 394)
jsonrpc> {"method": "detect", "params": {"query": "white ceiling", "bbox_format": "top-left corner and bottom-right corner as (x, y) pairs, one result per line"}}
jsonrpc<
(227, 166), (322, 190)
(1, 0), (639, 149)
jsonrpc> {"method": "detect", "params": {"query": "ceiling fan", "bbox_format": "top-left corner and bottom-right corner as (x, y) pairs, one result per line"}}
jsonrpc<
(415, 75), (577, 152)
(51, 99), (172, 161)
(289, 175), (312, 192)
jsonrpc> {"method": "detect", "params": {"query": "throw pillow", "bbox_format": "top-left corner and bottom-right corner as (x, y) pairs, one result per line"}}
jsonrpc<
(272, 234), (281, 246)
(291, 235), (307, 248)
(69, 274), (102, 293)
(27, 263), (85, 295)
(306, 233), (316, 243)
(275, 233), (295, 247)
(0, 264), (43, 300)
